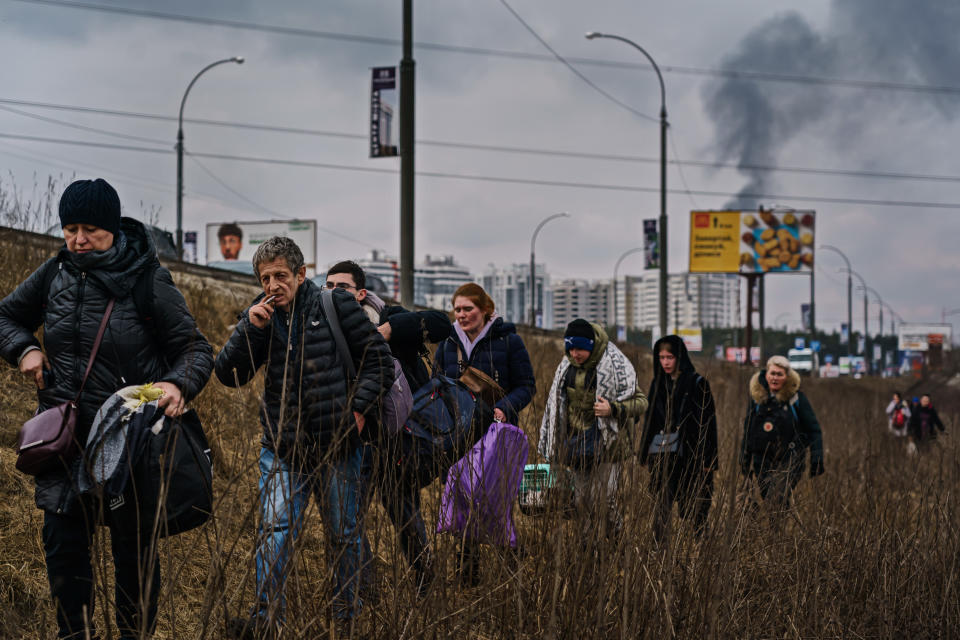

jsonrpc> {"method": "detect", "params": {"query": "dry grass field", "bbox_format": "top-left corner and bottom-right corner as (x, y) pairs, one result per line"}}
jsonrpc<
(1, 234), (958, 639)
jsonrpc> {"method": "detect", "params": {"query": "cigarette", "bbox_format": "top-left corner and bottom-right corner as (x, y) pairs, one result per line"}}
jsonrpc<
(263, 295), (276, 305)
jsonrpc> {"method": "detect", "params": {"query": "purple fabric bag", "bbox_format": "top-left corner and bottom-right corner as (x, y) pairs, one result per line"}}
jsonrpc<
(436, 421), (529, 548)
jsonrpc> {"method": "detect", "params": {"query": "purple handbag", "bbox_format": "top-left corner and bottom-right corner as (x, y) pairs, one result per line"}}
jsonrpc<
(437, 421), (529, 548)
(16, 299), (115, 476)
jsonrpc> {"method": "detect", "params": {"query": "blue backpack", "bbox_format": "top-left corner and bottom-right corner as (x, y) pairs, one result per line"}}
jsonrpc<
(398, 375), (494, 488)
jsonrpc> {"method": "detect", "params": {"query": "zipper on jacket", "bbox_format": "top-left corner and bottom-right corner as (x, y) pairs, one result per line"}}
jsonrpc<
(72, 272), (87, 388)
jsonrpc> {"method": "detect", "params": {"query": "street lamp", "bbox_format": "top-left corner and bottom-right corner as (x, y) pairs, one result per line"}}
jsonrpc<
(863, 286), (883, 338)
(529, 212), (570, 327)
(819, 244), (853, 357)
(586, 31), (668, 338)
(176, 56), (244, 259)
(612, 247), (645, 339)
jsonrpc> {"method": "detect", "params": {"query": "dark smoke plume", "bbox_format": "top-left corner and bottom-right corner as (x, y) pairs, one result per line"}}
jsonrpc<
(703, 1), (960, 209)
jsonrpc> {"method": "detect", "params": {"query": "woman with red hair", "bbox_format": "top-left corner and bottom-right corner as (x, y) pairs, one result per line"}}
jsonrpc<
(433, 282), (536, 584)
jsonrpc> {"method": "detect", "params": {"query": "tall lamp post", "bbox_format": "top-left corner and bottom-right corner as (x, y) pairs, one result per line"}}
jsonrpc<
(864, 286), (883, 371)
(529, 212), (570, 326)
(819, 245), (852, 357)
(842, 268), (869, 372)
(612, 247), (645, 339)
(586, 31), (668, 337)
(176, 56), (244, 260)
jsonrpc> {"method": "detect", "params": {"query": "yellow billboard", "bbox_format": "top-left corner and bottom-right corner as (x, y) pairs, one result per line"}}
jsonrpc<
(689, 210), (815, 274)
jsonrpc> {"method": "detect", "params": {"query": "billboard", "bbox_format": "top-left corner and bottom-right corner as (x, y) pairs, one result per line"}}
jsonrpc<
(206, 220), (317, 277)
(689, 210), (815, 274)
(677, 327), (703, 352)
(897, 323), (953, 352)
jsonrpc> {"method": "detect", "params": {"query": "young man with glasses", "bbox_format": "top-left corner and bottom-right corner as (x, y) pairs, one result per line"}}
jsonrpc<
(326, 260), (452, 596)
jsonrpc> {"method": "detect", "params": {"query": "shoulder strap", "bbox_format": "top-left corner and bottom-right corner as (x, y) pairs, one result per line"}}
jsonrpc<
(40, 259), (60, 314)
(131, 262), (158, 339)
(76, 299), (115, 401)
(321, 288), (357, 380)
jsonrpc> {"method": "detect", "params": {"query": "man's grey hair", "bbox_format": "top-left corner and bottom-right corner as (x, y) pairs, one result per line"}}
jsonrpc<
(252, 236), (304, 278)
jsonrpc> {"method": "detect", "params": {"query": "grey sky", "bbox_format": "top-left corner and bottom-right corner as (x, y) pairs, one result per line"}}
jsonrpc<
(1, 0), (958, 338)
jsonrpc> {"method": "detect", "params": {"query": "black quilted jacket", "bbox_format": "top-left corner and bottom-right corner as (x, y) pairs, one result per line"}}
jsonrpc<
(0, 218), (214, 513)
(215, 280), (393, 461)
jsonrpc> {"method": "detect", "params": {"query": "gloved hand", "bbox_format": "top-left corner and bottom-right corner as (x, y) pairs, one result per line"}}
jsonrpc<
(810, 458), (825, 477)
(739, 453), (750, 476)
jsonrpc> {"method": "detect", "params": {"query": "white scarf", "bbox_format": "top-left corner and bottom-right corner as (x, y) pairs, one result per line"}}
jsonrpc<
(538, 341), (636, 461)
(454, 316), (496, 360)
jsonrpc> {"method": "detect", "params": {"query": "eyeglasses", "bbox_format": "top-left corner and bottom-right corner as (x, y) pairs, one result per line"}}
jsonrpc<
(325, 281), (357, 291)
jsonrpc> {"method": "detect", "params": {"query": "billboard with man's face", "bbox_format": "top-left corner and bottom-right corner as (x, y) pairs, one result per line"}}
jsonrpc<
(206, 220), (317, 277)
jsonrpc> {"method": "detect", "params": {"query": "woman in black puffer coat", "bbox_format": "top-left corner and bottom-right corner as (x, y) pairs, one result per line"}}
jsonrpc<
(0, 179), (214, 640)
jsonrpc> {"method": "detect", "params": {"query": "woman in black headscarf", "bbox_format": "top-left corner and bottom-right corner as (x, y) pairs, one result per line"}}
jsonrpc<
(638, 335), (718, 543)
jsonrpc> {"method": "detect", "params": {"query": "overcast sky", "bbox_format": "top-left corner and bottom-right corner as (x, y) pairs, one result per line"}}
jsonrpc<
(1, 0), (958, 339)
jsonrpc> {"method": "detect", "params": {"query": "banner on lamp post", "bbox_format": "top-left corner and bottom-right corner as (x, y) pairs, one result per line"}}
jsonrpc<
(644, 219), (659, 270)
(370, 66), (398, 158)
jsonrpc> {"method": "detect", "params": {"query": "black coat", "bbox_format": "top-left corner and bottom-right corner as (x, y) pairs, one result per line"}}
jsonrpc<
(215, 280), (393, 460)
(433, 317), (536, 425)
(0, 218), (214, 513)
(638, 335), (718, 472)
(379, 305), (451, 391)
(908, 405), (945, 441)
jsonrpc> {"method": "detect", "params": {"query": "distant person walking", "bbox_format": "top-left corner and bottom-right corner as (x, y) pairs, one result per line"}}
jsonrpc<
(907, 393), (945, 451)
(740, 355), (824, 509)
(638, 335), (717, 543)
(885, 391), (911, 437)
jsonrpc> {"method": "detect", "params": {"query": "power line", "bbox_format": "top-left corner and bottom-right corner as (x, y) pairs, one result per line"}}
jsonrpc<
(12, 0), (960, 96)
(185, 152), (374, 249)
(2, 130), (959, 211)
(0, 104), (170, 146)
(4, 97), (960, 184)
(495, 0), (656, 122)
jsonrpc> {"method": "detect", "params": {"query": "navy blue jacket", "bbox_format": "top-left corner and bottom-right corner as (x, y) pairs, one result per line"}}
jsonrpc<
(433, 318), (535, 424)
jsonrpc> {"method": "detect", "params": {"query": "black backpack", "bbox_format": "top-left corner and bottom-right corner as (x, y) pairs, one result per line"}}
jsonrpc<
(745, 397), (799, 461)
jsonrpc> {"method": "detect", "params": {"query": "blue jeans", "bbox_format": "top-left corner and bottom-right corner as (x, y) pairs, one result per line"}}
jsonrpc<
(255, 446), (371, 621)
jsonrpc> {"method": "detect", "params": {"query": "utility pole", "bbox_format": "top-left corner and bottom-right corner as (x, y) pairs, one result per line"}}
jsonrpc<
(399, 0), (415, 306)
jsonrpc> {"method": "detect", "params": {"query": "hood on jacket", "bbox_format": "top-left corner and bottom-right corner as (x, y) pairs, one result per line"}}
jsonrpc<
(566, 322), (609, 370)
(750, 367), (801, 404)
(651, 334), (696, 380)
(58, 217), (158, 299)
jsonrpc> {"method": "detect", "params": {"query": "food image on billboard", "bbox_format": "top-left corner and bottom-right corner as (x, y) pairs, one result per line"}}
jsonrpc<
(689, 210), (815, 274)
(206, 220), (317, 277)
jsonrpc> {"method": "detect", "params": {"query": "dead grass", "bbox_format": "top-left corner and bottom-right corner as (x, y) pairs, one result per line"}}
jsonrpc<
(1, 234), (958, 639)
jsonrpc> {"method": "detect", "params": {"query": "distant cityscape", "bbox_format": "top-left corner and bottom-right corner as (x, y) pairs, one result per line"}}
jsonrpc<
(333, 250), (741, 332)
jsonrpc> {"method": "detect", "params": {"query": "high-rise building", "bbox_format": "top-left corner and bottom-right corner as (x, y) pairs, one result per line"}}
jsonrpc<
(551, 279), (611, 330)
(333, 250), (473, 308)
(555, 272), (740, 332)
(481, 263), (552, 327)
(416, 254), (474, 310)
(634, 272), (740, 330)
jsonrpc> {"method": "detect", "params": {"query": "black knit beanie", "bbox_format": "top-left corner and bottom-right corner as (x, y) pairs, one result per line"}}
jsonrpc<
(59, 179), (121, 237)
(564, 318), (595, 352)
